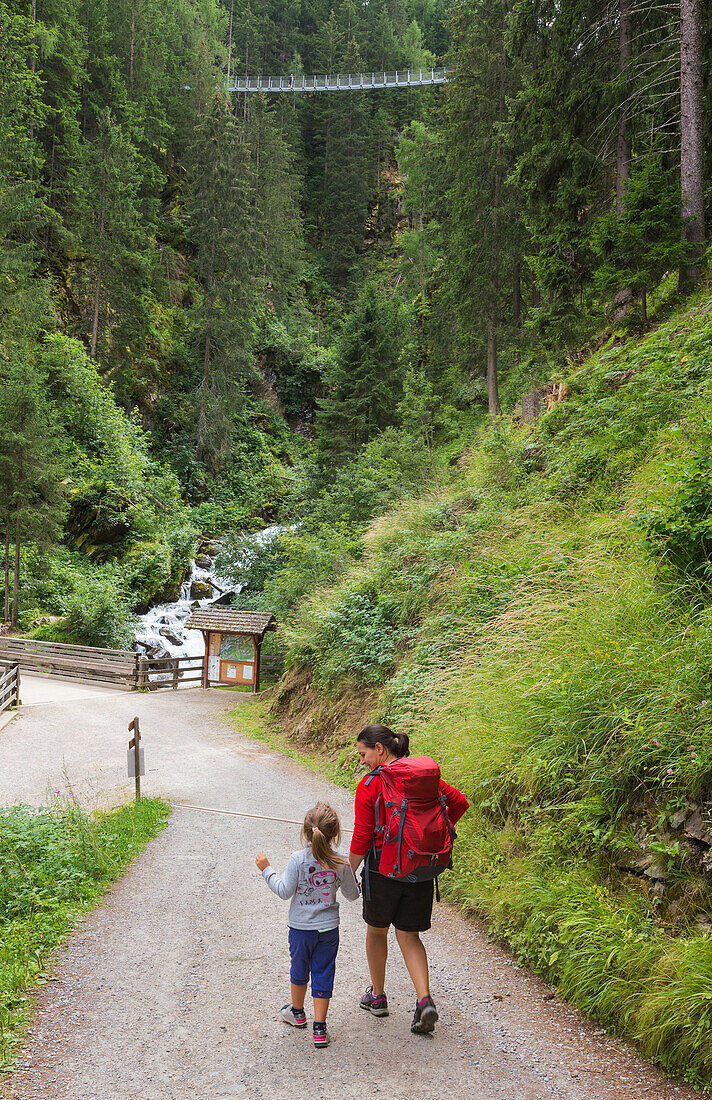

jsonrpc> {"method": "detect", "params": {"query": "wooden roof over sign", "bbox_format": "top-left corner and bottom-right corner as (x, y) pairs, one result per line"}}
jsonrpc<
(185, 609), (277, 639)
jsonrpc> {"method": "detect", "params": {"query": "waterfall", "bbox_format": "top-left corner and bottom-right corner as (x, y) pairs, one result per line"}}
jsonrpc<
(133, 525), (283, 661)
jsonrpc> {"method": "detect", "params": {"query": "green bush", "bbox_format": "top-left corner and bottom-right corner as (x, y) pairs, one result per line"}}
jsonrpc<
(190, 498), (254, 536)
(642, 417), (712, 585)
(63, 575), (136, 648)
(290, 583), (397, 689)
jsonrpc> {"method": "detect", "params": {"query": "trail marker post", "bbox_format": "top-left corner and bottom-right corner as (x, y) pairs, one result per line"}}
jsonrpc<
(127, 717), (145, 801)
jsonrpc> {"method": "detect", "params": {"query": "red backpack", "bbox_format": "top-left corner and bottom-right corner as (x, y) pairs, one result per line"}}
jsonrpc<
(365, 757), (457, 882)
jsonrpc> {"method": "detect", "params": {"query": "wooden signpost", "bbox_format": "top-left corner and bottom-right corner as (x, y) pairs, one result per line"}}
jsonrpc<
(127, 716), (145, 801)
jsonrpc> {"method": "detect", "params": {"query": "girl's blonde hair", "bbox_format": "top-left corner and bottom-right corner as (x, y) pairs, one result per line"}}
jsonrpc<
(302, 803), (345, 871)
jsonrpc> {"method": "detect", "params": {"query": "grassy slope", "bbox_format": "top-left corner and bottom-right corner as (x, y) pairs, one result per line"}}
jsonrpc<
(267, 289), (712, 1088)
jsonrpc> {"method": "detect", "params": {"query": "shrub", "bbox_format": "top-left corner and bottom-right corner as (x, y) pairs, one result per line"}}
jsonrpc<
(641, 417), (712, 585)
(289, 583), (397, 690)
(63, 575), (136, 648)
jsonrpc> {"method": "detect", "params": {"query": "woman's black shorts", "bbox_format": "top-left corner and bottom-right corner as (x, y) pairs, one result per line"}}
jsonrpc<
(362, 869), (434, 932)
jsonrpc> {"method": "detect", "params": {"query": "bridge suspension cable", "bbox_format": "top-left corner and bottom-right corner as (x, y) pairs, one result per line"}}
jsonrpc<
(229, 68), (448, 94)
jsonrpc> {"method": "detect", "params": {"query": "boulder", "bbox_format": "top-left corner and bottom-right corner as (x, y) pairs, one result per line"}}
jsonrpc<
(190, 580), (213, 599)
(194, 555), (212, 569)
(644, 857), (668, 882)
(684, 809), (712, 846)
(159, 627), (184, 647)
(670, 809), (689, 830)
(197, 540), (220, 557)
(213, 592), (234, 606)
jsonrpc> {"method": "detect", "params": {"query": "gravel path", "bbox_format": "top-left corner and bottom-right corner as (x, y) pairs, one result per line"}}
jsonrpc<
(0, 688), (697, 1100)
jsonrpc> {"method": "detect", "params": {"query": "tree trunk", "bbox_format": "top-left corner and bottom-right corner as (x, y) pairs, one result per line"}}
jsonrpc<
(513, 262), (521, 338)
(680, 0), (705, 286)
(486, 36), (506, 421)
(3, 511), (10, 623)
(29, 0), (37, 136)
(227, 0), (234, 86)
(44, 122), (57, 248)
(487, 320), (500, 417)
(613, 0), (633, 319)
(129, 9), (135, 89)
(90, 206), (105, 357)
(641, 286), (648, 325)
(197, 330), (211, 460)
(12, 501), (20, 628)
(532, 285), (541, 309)
(616, 0), (632, 209)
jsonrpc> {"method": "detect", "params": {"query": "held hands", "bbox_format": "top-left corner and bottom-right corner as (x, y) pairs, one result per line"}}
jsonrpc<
(255, 851), (270, 871)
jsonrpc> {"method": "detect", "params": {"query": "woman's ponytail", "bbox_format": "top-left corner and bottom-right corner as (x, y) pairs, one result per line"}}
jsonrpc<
(302, 804), (345, 871)
(357, 724), (410, 758)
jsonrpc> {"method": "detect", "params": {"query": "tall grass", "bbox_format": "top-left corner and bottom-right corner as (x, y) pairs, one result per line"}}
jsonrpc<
(0, 798), (169, 1070)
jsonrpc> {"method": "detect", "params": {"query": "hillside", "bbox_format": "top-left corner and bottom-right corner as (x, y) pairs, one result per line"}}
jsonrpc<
(262, 289), (712, 1088)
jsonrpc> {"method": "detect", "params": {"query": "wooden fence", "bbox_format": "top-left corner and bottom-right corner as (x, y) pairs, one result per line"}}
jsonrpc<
(0, 662), (20, 713)
(136, 655), (204, 691)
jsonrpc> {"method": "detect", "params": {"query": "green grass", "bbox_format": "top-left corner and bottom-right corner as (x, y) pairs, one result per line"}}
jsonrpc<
(0, 797), (170, 1071)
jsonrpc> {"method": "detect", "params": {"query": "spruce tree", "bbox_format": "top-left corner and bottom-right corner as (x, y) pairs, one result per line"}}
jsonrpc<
(187, 91), (257, 468)
(73, 108), (145, 361)
(0, 358), (66, 625)
(316, 280), (410, 464)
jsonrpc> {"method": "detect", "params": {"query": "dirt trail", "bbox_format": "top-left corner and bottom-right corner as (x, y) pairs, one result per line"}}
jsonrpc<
(0, 689), (697, 1100)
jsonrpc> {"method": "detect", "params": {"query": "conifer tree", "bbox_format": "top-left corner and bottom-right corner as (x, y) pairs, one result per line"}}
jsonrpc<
(73, 108), (145, 361)
(592, 162), (688, 324)
(0, 358), (66, 625)
(316, 280), (410, 463)
(187, 91), (257, 468)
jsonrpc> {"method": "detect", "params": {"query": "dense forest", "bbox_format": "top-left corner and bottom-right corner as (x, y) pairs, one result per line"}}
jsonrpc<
(0, 0), (709, 643)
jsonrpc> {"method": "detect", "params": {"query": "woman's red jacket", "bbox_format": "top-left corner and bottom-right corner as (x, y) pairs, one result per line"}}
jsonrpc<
(349, 768), (469, 858)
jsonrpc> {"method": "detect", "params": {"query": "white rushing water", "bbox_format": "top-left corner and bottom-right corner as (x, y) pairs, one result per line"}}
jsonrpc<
(134, 525), (284, 662)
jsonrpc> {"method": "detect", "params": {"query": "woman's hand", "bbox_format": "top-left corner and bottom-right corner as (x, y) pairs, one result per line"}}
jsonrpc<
(255, 852), (270, 871)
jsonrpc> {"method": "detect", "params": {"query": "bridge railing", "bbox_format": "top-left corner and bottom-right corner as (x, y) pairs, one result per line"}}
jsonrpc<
(0, 662), (20, 714)
(0, 637), (138, 688)
(230, 68), (447, 93)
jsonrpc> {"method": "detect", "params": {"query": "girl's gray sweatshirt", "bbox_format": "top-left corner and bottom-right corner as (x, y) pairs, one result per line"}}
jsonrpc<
(262, 847), (360, 930)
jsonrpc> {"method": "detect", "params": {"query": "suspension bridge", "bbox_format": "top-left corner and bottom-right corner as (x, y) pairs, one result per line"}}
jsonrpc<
(229, 67), (448, 94)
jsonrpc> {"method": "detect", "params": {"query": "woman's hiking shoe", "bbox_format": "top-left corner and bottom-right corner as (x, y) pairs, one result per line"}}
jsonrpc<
(280, 1004), (307, 1027)
(313, 1022), (330, 1048)
(360, 985), (389, 1017)
(411, 995), (438, 1034)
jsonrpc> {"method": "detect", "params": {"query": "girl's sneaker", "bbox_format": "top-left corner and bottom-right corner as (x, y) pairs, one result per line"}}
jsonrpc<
(313, 1021), (330, 1048)
(360, 985), (389, 1016)
(411, 995), (438, 1034)
(281, 1004), (307, 1027)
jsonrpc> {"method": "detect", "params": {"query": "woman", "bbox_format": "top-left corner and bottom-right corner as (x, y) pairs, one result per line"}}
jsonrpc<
(348, 724), (469, 1034)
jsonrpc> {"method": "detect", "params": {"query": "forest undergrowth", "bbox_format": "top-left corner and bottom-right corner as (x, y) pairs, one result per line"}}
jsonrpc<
(257, 287), (712, 1088)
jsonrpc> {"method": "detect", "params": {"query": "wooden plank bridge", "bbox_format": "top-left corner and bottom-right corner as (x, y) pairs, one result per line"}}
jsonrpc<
(0, 638), (284, 696)
(229, 67), (448, 94)
(0, 638), (203, 692)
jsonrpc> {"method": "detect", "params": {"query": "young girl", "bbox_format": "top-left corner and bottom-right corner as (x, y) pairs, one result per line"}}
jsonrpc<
(256, 803), (359, 1048)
